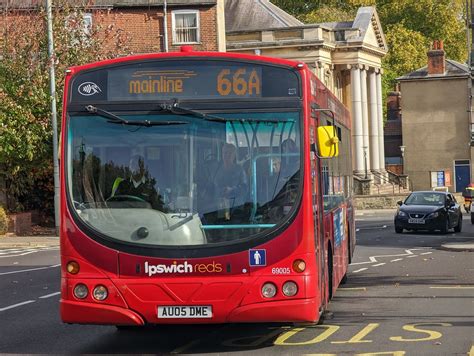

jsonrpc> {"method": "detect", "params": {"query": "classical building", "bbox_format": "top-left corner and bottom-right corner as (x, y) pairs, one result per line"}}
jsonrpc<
(398, 41), (473, 192)
(225, 0), (389, 185)
(0, 0), (226, 54)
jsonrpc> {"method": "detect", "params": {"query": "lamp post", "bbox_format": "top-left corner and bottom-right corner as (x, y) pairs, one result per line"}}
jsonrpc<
(362, 145), (368, 179)
(46, 0), (60, 235)
(400, 145), (406, 175)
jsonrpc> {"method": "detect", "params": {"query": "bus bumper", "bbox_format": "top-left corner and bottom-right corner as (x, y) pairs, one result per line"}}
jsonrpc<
(60, 299), (145, 326)
(227, 298), (318, 323)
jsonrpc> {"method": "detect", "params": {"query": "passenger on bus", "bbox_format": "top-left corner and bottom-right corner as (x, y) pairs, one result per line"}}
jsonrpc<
(213, 143), (248, 218)
(265, 139), (300, 221)
(109, 154), (165, 211)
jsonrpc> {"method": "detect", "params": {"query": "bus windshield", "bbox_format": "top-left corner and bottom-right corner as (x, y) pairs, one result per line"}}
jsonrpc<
(67, 110), (301, 246)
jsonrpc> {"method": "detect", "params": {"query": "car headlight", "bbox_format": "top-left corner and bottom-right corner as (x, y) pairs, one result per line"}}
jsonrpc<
(398, 210), (407, 217)
(427, 211), (439, 219)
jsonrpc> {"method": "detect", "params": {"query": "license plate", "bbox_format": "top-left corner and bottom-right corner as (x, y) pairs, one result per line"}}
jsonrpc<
(158, 306), (212, 319)
(408, 218), (425, 224)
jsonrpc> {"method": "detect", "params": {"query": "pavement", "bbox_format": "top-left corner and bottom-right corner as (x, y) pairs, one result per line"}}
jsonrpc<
(0, 235), (59, 248)
(0, 209), (472, 251)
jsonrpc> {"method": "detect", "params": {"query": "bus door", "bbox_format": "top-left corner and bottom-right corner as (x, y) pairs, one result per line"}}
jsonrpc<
(310, 121), (327, 312)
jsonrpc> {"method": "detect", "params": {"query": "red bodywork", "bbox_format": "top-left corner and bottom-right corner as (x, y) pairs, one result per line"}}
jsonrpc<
(60, 49), (355, 325)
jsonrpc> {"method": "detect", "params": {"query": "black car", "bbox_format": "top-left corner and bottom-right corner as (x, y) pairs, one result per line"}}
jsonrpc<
(394, 191), (462, 234)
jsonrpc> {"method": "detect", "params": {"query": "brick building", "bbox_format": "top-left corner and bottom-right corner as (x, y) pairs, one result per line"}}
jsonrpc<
(0, 0), (226, 54)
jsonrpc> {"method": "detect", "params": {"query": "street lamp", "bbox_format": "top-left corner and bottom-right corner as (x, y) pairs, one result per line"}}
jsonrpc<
(400, 145), (406, 175)
(362, 146), (368, 179)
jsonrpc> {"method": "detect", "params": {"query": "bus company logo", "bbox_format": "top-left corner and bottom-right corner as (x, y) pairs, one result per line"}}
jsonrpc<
(78, 82), (102, 96)
(144, 261), (223, 276)
(128, 70), (196, 95)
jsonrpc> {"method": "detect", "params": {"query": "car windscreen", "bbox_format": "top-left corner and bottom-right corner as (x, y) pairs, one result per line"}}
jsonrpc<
(67, 111), (301, 246)
(405, 193), (446, 206)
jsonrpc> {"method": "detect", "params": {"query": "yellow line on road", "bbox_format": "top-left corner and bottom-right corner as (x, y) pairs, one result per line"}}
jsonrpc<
(429, 286), (474, 289)
(339, 287), (367, 291)
(469, 345), (473, 356)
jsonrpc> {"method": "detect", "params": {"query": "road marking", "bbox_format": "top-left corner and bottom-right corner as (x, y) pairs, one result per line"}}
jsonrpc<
(430, 286), (474, 289)
(420, 252), (432, 255)
(406, 255), (417, 258)
(357, 226), (388, 231)
(372, 263), (386, 267)
(351, 249), (424, 266)
(390, 258), (403, 262)
(353, 268), (368, 273)
(0, 264), (60, 276)
(274, 325), (340, 345)
(0, 249), (36, 255)
(0, 300), (35, 312)
(0, 247), (59, 258)
(356, 353), (405, 356)
(390, 323), (451, 342)
(39, 292), (60, 299)
(469, 345), (474, 356)
(332, 323), (379, 344)
(339, 287), (367, 291)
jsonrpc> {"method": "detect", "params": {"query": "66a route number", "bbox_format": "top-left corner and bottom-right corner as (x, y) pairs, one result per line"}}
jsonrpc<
(217, 68), (261, 96)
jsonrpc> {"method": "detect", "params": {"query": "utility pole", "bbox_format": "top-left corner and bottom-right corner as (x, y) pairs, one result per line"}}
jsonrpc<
(46, 0), (60, 235)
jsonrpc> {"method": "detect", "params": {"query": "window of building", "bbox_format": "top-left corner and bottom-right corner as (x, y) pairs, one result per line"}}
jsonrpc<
(83, 13), (93, 35)
(172, 10), (200, 44)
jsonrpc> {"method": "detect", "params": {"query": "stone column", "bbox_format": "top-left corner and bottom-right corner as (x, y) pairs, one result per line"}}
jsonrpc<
(368, 69), (380, 171)
(376, 71), (386, 172)
(360, 66), (370, 176)
(351, 65), (364, 174)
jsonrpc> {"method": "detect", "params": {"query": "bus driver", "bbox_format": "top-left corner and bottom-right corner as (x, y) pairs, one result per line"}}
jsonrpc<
(109, 154), (165, 211)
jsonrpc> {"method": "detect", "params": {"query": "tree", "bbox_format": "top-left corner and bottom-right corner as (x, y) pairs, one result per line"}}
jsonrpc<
(0, 2), (132, 217)
(271, 0), (468, 113)
(378, 0), (467, 64)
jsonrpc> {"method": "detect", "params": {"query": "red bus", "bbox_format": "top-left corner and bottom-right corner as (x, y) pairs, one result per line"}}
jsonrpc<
(60, 48), (355, 326)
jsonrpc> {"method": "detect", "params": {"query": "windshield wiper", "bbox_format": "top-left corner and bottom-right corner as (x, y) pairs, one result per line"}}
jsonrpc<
(85, 105), (189, 127)
(159, 100), (290, 124)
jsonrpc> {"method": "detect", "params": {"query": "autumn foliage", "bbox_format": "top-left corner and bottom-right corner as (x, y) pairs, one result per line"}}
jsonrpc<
(0, 2), (132, 220)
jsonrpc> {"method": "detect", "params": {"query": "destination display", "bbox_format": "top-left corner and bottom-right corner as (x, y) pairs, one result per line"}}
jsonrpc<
(69, 60), (300, 103)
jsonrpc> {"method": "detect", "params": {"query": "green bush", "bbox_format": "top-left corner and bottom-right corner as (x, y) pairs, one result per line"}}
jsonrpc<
(0, 206), (8, 235)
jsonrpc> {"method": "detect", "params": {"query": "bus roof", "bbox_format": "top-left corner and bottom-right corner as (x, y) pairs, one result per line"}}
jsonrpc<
(67, 47), (306, 75)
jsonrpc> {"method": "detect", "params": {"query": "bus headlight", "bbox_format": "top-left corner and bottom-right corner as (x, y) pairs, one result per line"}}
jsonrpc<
(92, 285), (108, 301)
(282, 281), (298, 297)
(73, 284), (88, 299)
(261, 282), (277, 298)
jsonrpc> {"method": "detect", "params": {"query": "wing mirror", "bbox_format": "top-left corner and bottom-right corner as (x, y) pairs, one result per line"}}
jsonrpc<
(397, 200), (403, 206)
(317, 126), (339, 158)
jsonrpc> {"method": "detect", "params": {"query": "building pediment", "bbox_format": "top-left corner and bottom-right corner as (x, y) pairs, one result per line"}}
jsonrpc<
(226, 5), (388, 59)
(349, 7), (387, 51)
